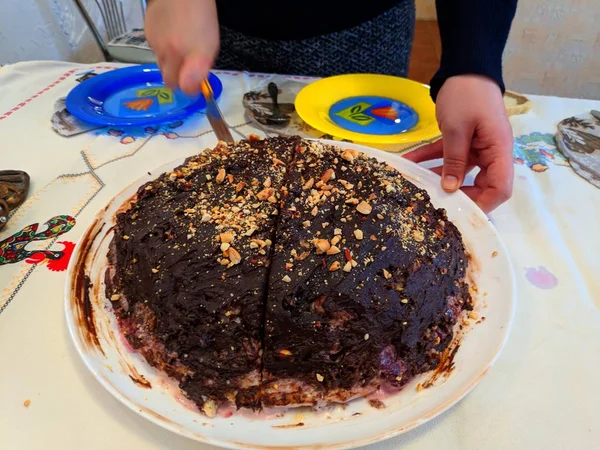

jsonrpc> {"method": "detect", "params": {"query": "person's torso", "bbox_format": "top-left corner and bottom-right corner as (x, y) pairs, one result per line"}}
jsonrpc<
(216, 0), (402, 41)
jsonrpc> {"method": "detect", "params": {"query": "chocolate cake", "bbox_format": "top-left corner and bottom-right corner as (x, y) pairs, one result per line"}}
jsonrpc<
(106, 136), (471, 416)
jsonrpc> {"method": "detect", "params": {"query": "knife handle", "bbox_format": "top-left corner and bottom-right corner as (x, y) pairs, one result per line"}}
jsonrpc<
(200, 79), (214, 99)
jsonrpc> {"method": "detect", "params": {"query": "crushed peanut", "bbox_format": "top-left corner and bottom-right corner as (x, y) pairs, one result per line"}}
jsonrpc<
(329, 261), (341, 271)
(220, 232), (234, 243)
(216, 168), (226, 184)
(303, 177), (315, 190)
(313, 239), (331, 254)
(356, 201), (372, 215)
(227, 247), (242, 265)
(326, 245), (341, 255)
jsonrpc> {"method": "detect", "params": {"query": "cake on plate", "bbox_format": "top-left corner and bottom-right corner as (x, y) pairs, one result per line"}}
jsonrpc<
(106, 136), (471, 416)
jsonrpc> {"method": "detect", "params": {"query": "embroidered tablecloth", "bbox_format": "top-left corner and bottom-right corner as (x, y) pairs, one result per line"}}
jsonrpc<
(1, 61), (599, 450)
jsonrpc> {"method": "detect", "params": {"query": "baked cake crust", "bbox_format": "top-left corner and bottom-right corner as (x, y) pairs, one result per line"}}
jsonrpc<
(106, 136), (471, 416)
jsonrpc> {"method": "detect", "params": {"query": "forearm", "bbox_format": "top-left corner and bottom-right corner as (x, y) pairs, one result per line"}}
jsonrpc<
(430, 0), (518, 101)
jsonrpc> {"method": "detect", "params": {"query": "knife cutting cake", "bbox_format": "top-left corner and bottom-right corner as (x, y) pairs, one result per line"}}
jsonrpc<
(106, 136), (472, 416)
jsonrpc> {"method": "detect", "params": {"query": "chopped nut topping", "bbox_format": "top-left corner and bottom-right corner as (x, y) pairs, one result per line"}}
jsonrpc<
(122, 235), (130, 240)
(220, 242), (230, 252)
(303, 177), (315, 190)
(279, 349), (292, 356)
(382, 269), (392, 280)
(339, 179), (354, 189)
(216, 168), (226, 184)
(151, 268), (159, 274)
(329, 261), (341, 271)
(282, 275), (292, 283)
(413, 230), (425, 242)
(316, 373), (324, 382)
(235, 181), (247, 193)
(321, 168), (335, 182)
(341, 150), (355, 163)
(326, 245), (341, 255)
(296, 251), (311, 261)
(468, 312), (479, 320)
(220, 231), (234, 243)
(401, 298), (409, 304)
(343, 261), (352, 272)
(356, 201), (372, 215)
(228, 247), (242, 265)
(313, 239), (331, 254)
(203, 399), (218, 417)
(364, 333), (370, 340)
(345, 198), (359, 205)
(302, 220), (311, 227)
(354, 229), (364, 240)
(110, 294), (121, 301)
(257, 187), (274, 200)
(331, 235), (341, 246)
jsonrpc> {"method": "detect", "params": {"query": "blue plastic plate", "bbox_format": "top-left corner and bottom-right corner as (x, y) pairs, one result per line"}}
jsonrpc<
(65, 64), (223, 126)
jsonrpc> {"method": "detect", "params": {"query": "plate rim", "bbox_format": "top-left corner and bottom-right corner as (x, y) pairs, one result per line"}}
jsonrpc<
(64, 139), (516, 449)
(295, 74), (441, 144)
(65, 64), (223, 127)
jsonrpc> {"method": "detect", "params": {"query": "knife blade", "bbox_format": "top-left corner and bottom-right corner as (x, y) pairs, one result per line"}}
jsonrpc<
(200, 79), (234, 143)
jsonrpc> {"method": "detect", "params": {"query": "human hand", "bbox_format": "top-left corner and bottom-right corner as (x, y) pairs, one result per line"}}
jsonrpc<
(145, 0), (219, 95)
(404, 75), (514, 213)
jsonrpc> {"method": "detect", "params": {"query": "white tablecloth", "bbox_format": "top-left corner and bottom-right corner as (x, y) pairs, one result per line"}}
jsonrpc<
(1, 61), (599, 450)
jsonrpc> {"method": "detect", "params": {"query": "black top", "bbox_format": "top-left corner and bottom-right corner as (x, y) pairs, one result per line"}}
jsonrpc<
(217, 0), (518, 100)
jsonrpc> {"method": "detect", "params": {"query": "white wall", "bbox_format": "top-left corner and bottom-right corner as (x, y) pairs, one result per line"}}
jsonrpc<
(0, 0), (143, 65)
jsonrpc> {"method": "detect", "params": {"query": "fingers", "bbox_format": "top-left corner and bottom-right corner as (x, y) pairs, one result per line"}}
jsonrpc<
(440, 124), (474, 193)
(403, 139), (443, 163)
(157, 53), (184, 89)
(474, 146), (514, 213)
(179, 53), (215, 96)
(430, 164), (476, 177)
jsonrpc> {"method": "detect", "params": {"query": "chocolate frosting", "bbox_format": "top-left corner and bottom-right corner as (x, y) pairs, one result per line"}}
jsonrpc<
(107, 137), (470, 413)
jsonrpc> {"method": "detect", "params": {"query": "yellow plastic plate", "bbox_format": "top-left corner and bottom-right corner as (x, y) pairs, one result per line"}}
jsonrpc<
(295, 74), (440, 144)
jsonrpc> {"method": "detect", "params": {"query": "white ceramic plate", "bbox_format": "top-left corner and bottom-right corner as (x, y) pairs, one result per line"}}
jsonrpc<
(65, 140), (516, 450)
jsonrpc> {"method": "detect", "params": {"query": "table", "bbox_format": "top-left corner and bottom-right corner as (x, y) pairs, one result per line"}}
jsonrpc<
(1, 61), (599, 450)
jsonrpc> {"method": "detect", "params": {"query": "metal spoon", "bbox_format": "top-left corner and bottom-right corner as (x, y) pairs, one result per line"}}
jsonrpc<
(267, 82), (290, 126)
